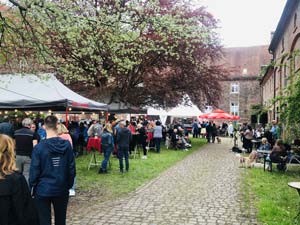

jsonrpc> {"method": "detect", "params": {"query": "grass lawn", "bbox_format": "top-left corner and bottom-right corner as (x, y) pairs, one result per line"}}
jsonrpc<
(75, 138), (206, 202)
(244, 166), (300, 225)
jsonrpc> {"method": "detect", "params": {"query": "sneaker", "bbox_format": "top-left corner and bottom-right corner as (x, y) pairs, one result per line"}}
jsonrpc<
(141, 155), (147, 159)
(98, 169), (107, 174)
(69, 189), (75, 196)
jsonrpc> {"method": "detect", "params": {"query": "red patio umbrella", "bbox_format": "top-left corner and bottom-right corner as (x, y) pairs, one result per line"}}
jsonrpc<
(199, 109), (240, 121)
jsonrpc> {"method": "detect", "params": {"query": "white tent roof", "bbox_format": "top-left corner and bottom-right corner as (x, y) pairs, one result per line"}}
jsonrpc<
(0, 73), (107, 111)
(147, 107), (168, 116)
(167, 104), (202, 117)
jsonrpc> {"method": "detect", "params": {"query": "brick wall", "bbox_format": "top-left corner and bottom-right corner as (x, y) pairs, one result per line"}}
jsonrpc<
(218, 46), (271, 123)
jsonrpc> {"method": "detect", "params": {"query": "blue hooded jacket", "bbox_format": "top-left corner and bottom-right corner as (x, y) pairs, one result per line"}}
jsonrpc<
(29, 137), (76, 197)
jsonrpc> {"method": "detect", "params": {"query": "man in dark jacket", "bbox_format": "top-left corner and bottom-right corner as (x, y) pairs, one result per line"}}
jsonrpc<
(14, 117), (39, 182)
(29, 115), (76, 225)
(0, 117), (14, 138)
(116, 121), (132, 173)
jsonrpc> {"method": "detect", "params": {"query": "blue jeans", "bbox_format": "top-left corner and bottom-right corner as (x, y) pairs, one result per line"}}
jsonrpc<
(34, 194), (69, 225)
(16, 155), (31, 183)
(118, 146), (129, 172)
(154, 138), (162, 153)
(101, 147), (113, 170)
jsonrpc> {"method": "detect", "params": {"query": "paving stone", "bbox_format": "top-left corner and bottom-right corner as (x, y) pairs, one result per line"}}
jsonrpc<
(67, 138), (259, 224)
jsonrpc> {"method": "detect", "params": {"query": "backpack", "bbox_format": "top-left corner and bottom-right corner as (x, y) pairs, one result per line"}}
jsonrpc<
(92, 123), (102, 137)
(232, 146), (242, 153)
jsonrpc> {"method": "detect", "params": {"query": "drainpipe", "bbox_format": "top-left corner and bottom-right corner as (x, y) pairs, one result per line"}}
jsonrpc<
(269, 49), (276, 120)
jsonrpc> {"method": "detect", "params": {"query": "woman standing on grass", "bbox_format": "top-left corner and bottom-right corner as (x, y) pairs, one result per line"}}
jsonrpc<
(98, 124), (114, 174)
(57, 123), (76, 196)
(0, 134), (39, 225)
(153, 121), (163, 153)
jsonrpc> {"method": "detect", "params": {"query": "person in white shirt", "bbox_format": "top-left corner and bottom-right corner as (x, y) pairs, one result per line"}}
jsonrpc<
(227, 123), (234, 138)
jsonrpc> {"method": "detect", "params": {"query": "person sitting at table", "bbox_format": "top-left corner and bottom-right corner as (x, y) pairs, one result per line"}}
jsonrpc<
(170, 128), (179, 149)
(259, 137), (271, 150)
(98, 124), (114, 174)
(269, 139), (288, 171)
(257, 137), (271, 159)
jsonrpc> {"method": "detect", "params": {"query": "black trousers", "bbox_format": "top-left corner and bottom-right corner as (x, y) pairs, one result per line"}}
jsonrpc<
(34, 194), (69, 225)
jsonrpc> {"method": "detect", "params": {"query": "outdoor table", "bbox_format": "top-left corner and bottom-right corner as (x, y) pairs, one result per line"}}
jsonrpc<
(87, 137), (101, 153)
(87, 137), (102, 170)
(257, 149), (271, 171)
(251, 139), (262, 150)
(288, 182), (300, 219)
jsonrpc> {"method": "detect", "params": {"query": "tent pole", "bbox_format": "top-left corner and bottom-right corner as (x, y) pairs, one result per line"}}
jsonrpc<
(65, 108), (69, 128)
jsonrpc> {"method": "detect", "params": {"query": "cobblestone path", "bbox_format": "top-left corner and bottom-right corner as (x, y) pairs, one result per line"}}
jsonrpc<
(67, 138), (258, 225)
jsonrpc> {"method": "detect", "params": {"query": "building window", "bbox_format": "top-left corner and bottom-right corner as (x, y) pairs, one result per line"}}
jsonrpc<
(230, 102), (239, 116)
(294, 13), (297, 28)
(281, 38), (285, 52)
(231, 83), (239, 93)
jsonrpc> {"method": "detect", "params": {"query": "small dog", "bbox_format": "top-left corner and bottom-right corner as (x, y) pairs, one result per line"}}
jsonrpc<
(236, 153), (255, 168)
(216, 137), (221, 144)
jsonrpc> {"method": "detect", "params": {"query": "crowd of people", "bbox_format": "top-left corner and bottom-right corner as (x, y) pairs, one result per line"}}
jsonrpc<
(1, 112), (296, 224)
(191, 120), (230, 143)
(236, 120), (292, 171)
(0, 115), (198, 224)
(0, 115), (75, 225)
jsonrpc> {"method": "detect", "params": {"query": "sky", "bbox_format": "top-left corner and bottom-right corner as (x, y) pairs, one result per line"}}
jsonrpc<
(1, 0), (287, 47)
(198, 0), (287, 47)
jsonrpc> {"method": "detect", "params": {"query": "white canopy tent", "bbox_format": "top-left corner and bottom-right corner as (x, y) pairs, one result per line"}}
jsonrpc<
(147, 107), (168, 125)
(167, 104), (202, 117)
(147, 104), (202, 125)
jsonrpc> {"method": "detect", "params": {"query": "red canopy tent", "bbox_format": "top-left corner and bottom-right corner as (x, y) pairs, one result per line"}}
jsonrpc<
(199, 109), (240, 121)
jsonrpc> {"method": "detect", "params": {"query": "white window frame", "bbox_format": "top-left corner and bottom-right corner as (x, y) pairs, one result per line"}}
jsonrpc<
(230, 102), (239, 116)
(230, 83), (239, 94)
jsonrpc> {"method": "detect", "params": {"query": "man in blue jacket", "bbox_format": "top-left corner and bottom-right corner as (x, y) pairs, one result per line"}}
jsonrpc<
(116, 121), (132, 173)
(29, 115), (76, 225)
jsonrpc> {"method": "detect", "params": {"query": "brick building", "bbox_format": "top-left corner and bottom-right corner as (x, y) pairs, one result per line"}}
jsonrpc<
(218, 46), (271, 123)
(261, 0), (300, 123)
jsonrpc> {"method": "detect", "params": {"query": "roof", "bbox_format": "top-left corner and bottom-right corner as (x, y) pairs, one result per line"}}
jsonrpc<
(0, 74), (107, 111)
(269, 0), (298, 52)
(221, 46), (271, 77)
